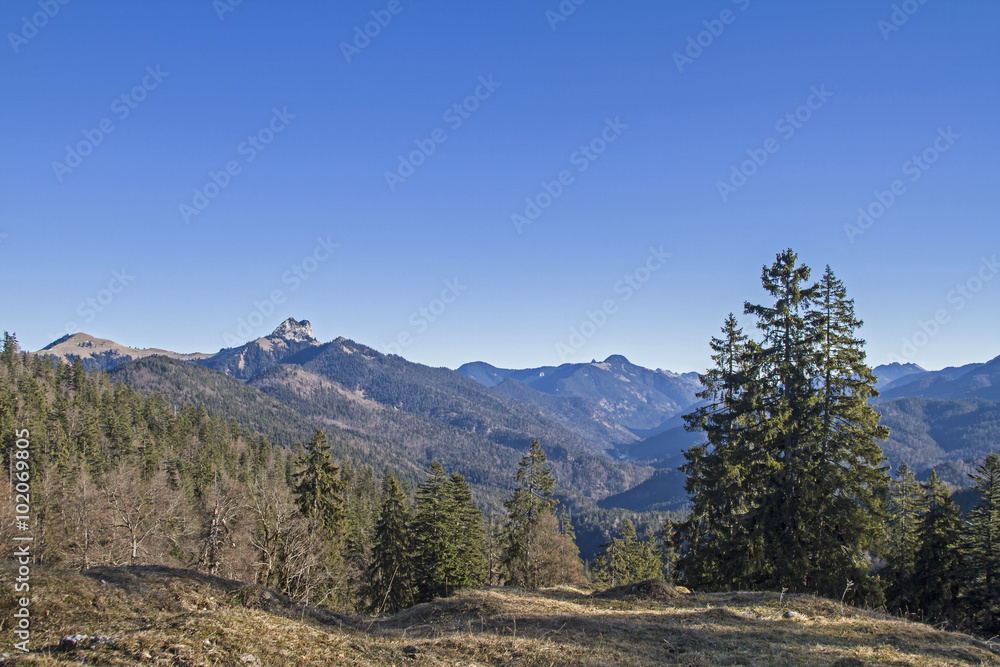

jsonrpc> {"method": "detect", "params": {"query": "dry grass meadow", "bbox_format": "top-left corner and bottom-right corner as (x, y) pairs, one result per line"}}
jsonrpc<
(1, 562), (998, 666)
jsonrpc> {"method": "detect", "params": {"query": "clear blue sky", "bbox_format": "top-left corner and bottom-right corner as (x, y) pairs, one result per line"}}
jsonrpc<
(2, 0), (997, 373)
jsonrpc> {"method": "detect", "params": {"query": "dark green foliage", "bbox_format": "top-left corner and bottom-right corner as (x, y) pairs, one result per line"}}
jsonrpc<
(592, 520), (664, 586)
(963, 453), (1000, 634)
(912, 472), (965, 627)
(368, 474), (414, 613)
(410, 461), (487, 602)
(883, 461), (927, 612)
(443, 473), (487, 591)
(680, 251), (891, 600)
(293, 429), (344, 537)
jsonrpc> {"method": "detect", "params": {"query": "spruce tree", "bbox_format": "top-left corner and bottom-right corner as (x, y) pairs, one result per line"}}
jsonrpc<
(883, 461), (926, 612)
(442, 472), (486, 591)
(501, 440), (583, 587)
(912, 471), (964, 627)
(635, 527), (666, 581)
(368, 473), (414, 613)
(594, 521), (663, 585)
(680, 313), (766, 589)
(292, 429), (343, 536)
(963, 453), (1000, 635)
(802, 266), (889, 596)
(679, 250), (890, 599)
(656, 520), (679, 583)
(502, 440), (556, 587)
(411, 461), (452, 601)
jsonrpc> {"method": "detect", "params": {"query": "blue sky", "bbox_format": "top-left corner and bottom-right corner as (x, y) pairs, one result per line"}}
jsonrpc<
(1, 0), (997, 373)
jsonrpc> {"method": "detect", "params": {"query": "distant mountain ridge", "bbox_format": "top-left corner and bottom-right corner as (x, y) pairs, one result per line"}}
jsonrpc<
(32, 319), (1000, 503)
(39, 332), (211, 371)
(456, 355), (702, 441)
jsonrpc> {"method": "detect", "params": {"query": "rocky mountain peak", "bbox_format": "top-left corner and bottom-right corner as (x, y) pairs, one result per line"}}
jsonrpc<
(269, 318), (315, 343)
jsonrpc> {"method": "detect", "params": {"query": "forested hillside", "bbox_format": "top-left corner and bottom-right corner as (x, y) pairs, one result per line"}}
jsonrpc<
(0, 333), (596, 614)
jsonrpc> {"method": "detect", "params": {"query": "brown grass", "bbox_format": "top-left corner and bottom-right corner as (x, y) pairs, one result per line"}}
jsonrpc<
(1, 562), (997, 666)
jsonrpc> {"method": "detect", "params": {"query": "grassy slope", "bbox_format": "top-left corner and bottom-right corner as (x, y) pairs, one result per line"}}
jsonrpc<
(2, 563), (997, 666)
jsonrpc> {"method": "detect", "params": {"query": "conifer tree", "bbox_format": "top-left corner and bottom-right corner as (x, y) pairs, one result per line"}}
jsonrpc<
(963, 453), (1000, 635)
(442, 472), (486, 591)
(502, 440), (555, 587)
(292, 429), (343, 536)
(501, 440), (583, 587)
(368, 473), (413, 613)
(411, 461), (452, 601)
(680, 250), (890, 599)
(802, 266), (889, 595)
(594, 520), (664, 585)
(883, 461), (926, 612)
(912, 471), (964, 627)
(635, 526), (666, 580)
(656, 520), (679, 583)
(680, 313), (765, 589)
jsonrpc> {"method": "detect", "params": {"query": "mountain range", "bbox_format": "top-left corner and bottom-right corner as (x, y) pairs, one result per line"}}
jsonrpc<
(36, 318), (1000, 511)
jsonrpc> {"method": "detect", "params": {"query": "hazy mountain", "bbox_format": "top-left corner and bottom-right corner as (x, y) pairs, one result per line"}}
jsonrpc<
(488, 378), (640, 448)
(598, 469), (689, 512)
(37, 332), (210, 371)
(255, 336), (613, 461)
(872, 361), (925, 391)
(457, 355), (702, 438)
(101, 333), (655, 507)
(198, 318), (321, 380)
(37, 319), (1000, 505)
(878, 356), (999, 402)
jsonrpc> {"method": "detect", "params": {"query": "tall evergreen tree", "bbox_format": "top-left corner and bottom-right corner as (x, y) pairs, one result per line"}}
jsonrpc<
(680, 313), (766, 589)
(502, 440), (556, 587)
(963, 453), (1000, 635)
(680, 250), (890, 599)
(883, 461), (927, 612)
(501, 440), (583, 587)
(368, 473), (414, 613)
(912, 471), (964, 627)
(411, 461), (453, 601)
(442, 472), (486, 591)
(292, 429), (343, 536)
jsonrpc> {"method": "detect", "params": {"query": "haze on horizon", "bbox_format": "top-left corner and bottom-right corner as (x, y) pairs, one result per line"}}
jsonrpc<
(2, 1), (997, 374)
